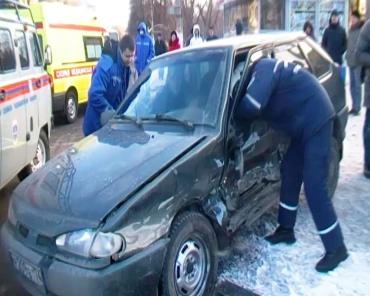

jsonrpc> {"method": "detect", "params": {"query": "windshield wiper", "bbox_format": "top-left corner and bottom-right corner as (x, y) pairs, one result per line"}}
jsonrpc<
(113, 114), (143, 127)
(142, 114), (194, 130)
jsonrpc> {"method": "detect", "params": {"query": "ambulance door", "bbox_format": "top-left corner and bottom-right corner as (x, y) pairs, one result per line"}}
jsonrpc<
(26, 29), (47, 163)
(0, 27), (28, 185)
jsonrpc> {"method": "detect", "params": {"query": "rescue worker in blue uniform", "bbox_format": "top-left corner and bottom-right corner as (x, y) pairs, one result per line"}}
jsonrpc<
(237, 58), (348, 272)
(135, 22), (155, 75)
(83, 35), (138, 136)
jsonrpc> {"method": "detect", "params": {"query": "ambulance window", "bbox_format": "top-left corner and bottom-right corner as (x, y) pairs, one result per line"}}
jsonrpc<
(83, 37), (102, 61)
(29, 33), (43, 67)
(15, 31), (29, 69)
(0, 29), (16, 73)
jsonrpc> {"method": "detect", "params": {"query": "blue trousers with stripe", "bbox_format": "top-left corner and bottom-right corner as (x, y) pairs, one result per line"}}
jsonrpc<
(278, 121), (344, 252)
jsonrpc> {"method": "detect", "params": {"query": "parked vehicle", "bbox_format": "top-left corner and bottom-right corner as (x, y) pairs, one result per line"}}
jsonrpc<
(1, 32), (348, 296)
(0, 0), (52, 190)
(30, 2), (104, 123)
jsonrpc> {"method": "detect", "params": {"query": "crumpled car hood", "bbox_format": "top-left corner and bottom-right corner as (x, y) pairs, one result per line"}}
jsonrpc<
(11, 124), (205, 236)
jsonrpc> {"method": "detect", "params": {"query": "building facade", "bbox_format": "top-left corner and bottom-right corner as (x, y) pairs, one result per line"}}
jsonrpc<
(224, 0), (355, 38)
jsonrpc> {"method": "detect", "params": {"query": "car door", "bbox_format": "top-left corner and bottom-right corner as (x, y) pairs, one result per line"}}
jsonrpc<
(0, 26), (28, 187)
(223, 47), (285, 232)
(298, 38), (345, 112)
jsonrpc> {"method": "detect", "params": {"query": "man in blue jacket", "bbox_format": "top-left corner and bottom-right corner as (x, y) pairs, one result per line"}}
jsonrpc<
(237, 58), (348, 272)
(135, 22), (155, 75)
(83, 35), (138, 136)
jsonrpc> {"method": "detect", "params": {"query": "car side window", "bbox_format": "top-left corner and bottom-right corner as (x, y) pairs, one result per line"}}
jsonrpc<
(15, 30), (29, 69)
(274, 43), (309, 69)
(0, 28), (16, 73)
(29, 32), (43, 67)
(299, 40), (331, 78)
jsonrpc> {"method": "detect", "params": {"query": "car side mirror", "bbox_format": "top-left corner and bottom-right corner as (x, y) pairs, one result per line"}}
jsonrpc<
(44, 45), (52, 66)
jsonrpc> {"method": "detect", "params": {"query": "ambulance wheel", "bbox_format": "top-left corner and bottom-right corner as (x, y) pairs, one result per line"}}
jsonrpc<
(160, 211), (218, 296)
(327, 138), (340, 199)
(64, 90), (78, 123)
(18, 130), (50, 181)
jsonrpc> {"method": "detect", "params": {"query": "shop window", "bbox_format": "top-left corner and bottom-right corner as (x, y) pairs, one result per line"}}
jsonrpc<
(290, 0), (316, 32)
(0, 29), (16, 73)
(83, 37), (102, 61)
(260, 0), (285, 30)
(16, 31), (30, 69)
(299, 40), (331, 78)
(274, 43), (309, 69)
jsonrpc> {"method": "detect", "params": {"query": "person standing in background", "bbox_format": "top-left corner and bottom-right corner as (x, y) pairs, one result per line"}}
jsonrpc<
(303, 20), (316, 41)
(355, 19), (370, 179)
(154, 32), (167, 56)
(346, 10), (364, 115)
(206, 26), (218, 41)
(185, 27), (193, 47)
(235, 19), (243, 36)
(135, 22), (155, 75)
(168, 31), (181, 51)
(322, 10), (347, 65)
(189, 24), (203, 46)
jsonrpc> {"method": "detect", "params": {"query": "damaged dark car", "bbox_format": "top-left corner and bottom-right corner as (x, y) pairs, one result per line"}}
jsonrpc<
(1, 33), (348, 296)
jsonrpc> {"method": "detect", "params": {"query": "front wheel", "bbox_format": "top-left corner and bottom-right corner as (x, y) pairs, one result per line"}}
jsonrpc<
(161, 212), (218, 296)
(64, 90), (78, 123)
(327, 138), (340, 199)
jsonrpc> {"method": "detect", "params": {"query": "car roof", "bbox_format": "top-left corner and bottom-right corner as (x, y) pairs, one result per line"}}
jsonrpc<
(197, 31), (307, 50)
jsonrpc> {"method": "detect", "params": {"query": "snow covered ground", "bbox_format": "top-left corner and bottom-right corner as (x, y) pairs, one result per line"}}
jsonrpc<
(219, 112), (370, 295)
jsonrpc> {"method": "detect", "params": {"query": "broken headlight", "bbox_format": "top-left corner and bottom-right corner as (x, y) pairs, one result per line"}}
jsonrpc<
(55, 229), (125, 259)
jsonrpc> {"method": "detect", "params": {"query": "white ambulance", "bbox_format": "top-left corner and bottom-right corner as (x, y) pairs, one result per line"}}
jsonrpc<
(0, 0), (52, 189)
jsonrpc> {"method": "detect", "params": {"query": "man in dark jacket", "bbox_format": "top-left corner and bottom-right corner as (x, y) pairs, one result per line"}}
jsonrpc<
(346, 11), (364, 115)
(135, 22), (155, 75)
(355, 20), (370, 178)
(237, 58), (348, 272)
(322, 10), (347, 65)
(206, 26), (218, 41)
(83, 35), (137, 136)
(154, 32), (167, 56)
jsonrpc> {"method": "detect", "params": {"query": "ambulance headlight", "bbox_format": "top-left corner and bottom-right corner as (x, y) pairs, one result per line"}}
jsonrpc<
(56, 229), (125, 258)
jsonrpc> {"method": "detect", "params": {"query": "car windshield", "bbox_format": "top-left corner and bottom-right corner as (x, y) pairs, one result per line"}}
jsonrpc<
(117, 48), (228, 127)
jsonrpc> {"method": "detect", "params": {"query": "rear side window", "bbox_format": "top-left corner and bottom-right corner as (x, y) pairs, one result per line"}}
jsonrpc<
(83, 36), (102, 61)
(0, 29), (16, 73)
(29, 32), (43, 66)
(299, 41), (331, 78)
(274, 43), (309, 69)
(16, 31), (29, 69)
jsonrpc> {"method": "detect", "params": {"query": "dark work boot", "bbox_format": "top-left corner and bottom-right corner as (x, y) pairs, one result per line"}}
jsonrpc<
(315, 245), (349, 273)
(364, 165), (370, 179)
(265, 225), (296, 245)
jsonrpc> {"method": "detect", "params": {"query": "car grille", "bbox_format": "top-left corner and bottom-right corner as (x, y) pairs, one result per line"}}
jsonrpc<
(16, 223), (55, 249)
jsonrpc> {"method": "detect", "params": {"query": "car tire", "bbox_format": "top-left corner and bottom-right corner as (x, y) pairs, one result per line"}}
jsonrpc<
(161, 211), (218, 296)
(327, 138), (340, 199)
(18, 130), (50, 181)
(64, 90), (78, 123)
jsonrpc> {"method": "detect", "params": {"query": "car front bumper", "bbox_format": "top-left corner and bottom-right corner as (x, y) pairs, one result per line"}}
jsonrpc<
(1, 222), (169, 296)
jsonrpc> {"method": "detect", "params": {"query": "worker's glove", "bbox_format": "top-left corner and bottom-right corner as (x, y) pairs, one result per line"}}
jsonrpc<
(100, 109), (115, 126)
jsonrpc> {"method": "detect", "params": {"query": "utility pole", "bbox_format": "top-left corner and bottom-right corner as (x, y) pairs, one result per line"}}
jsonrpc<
(367, 0), (370, 18)
(151, 0), (155, 33)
